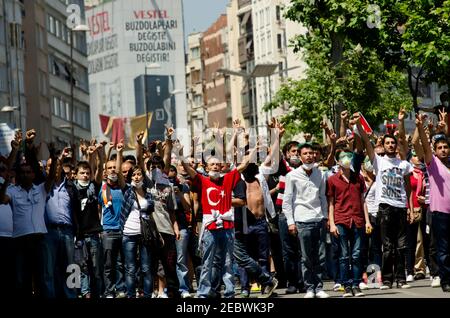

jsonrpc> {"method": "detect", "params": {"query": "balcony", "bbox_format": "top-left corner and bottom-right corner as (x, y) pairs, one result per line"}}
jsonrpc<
(238, 0), (251, 10)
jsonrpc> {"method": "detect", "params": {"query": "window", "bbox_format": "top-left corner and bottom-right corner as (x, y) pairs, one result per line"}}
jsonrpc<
(61, 25), (67, 42)
(267, 31), (272, 55)
(0, 67), (7, 92)
(39, 71), (47, 96)
(191, 47), (200, 59)
(48, 15), (55, 34)
(277, 34), (282, 50)
(55, 19), (61, 38)
(276, 6), (281, 21)
(259, 9), (264, 28)
(66, 102), (70, 121)
(278, 61), (284, 78)
(261, 35), (266, 57)
(60, 99), (66, 119)
(53, 97), (60, 116)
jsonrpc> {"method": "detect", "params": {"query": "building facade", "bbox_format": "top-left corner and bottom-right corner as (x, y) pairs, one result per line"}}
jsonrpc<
(0, 0), (26, 131)
(185, 32), (205, 137)
(22, 0), (91, 149)
(200, 14), (231, 128)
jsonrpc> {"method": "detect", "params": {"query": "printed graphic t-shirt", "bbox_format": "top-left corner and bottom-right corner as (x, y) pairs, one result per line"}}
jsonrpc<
(373, 154), (413, 208)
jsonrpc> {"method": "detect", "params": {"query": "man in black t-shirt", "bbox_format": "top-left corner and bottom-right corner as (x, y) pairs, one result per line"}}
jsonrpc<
(74, 161), (103, 299)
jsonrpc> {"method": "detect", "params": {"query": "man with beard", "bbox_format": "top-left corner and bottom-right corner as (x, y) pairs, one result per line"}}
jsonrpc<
(99, 141), (127, 298)
(177, 135), (272, 298)
(415, 113), (450, 292)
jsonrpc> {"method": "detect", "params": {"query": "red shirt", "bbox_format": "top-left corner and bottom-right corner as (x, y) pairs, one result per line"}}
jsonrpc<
(327, 171), (366, 229)
(193, 169), (241, 231)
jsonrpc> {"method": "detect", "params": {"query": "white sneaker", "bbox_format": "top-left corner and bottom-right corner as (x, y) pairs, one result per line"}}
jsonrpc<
(431, 276), (441, 288)
(333, 283), (342, 292)
(315, 290), (330, 298)
(181, 291), (192, 298)
(406, 275), (414, 283)
(116, 291), (126, 298)
(157, 292), (168, 298)
(359, 282), (369, 290)
(304, 291), (315, 299)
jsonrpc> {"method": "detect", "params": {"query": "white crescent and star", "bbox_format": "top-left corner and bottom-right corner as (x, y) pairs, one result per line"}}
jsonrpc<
(206, 188), (225, 207)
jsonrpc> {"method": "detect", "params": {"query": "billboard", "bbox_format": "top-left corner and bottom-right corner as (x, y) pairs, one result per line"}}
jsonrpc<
(86, 0), (187, 143)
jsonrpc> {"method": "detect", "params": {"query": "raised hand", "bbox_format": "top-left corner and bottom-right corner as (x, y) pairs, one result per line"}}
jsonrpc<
(26, 129), (36, 143)
(172, 139), (184, 158)
(415, 113), (425, 126)
(437, 109), (448, 133)
(340, 110), (348, 121)
(62, 147), (72, 158)
(165, 126), (175, 140)
(276, 119), (286, 138)
(136, 130), (145, 144)
(87, 145), (96, 155)
(47, 142), (57, 159)
(398, 108), (407, 121)
(116, 140), (124, 153)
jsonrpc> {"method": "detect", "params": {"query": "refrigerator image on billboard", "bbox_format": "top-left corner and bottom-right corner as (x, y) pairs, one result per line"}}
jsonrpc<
(134, 74), (176, 142)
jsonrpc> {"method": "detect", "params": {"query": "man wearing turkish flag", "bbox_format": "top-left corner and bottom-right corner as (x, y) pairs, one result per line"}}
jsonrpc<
(178, 145), (255, 298)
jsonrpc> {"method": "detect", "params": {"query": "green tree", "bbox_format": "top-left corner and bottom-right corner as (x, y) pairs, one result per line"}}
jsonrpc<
(265, 0), (434, 137)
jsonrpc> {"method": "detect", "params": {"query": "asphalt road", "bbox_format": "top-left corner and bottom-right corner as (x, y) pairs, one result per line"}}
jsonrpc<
(241, 278), (450, 299)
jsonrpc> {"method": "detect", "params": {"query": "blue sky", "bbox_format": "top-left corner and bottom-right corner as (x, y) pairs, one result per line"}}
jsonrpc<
(183, 0), (229, 38)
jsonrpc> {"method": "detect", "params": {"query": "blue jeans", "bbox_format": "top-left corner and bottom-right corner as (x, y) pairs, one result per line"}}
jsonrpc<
(326, 234), (341, 283)
(336, 224), (364, 287)
(233, 236), (272, 287)
(102, 230), (125, 297)
(42, 226), (76, 298)
(296, 221), (326, 293)
(122, 235), (153, 298)
(175, 228), (202, 294)
(214, 234), (235, 298)
(78, 234), (103, 298)
(431, 211), (450, 286)
(279, 213), (303, 288)
(196, 228), (234, 298)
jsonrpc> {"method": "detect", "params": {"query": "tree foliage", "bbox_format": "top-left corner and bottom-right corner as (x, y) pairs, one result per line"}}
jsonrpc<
(266, 0), (450, 137)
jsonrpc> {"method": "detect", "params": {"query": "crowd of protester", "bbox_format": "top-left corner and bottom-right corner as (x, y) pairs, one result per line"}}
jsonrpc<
(0, 104), (448, 299)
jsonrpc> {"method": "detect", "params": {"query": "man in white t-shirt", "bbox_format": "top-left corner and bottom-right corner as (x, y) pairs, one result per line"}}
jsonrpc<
(356, 114), (413, 290)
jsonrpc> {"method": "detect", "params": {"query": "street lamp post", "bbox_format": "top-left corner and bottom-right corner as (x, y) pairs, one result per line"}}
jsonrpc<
(69, 24), (89, 146)
(144, 63), (161, 144)
(1, 105), (19, 128)
(217, 64), (277, 133)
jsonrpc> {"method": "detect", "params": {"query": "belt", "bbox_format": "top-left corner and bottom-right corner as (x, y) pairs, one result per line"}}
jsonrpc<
(47, 223), (72, 230)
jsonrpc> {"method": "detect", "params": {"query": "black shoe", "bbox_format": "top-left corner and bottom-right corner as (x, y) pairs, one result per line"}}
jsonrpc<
(380, 282), (392, 290)
(343, 286), (353, 297)
(442, 284), (450, 292)
(260, 278), (278, 298)
(352, 286), (365, 297)
(397, 281), (411, 289)
(285, 285), (297, 294)
(414, 272), (426, 280)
